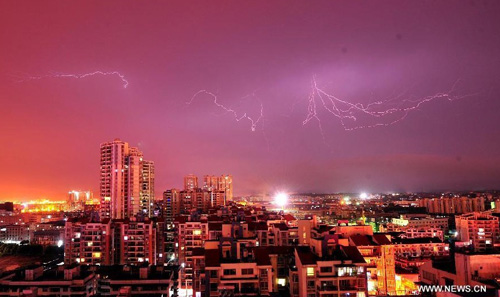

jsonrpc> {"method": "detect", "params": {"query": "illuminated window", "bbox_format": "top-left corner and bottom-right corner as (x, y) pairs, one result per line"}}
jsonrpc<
(306, 267), (314, 276)
(277, 278), (286, 286)
(93, 252), (101, 258)
(337, 267), (345, 276)
(193, 230), (202, 235)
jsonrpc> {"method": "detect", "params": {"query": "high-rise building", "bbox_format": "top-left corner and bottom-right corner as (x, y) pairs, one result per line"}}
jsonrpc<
(100, 139), (154, 219)
(68, 190), (93, 211)
(202, 174), (233, 202)
(163, 189), (180, 223)
(202, 175), (219, 191)
(184, 174), (198, 190)
(140, 160), (155, 216)
(418, 196), (486, 214)
(218, 174), (233, 201)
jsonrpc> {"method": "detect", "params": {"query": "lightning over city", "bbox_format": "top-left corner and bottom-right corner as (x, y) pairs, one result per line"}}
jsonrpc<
(188, 90), (264, 132)
(2, 2), (500, 296)
(303, 76), (470, 131)
(11, 71), (129, 89)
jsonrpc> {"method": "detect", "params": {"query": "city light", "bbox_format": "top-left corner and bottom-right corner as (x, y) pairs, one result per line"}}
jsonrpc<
(274, 192), (289, 207)
(359, 192), (368, 199)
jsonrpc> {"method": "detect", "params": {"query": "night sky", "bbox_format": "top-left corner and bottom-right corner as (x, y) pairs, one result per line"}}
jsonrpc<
(1, 1), (500, 201)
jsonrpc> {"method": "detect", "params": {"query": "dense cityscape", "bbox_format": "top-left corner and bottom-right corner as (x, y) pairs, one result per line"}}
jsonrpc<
(0, 139), (500, 296)
(3, 1), (500, 297)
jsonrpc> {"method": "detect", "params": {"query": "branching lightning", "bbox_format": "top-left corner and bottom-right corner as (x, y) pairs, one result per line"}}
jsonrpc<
(12, 71), (129, 88)
(304, 75), (471, 132)
(188, 90), (264, 132)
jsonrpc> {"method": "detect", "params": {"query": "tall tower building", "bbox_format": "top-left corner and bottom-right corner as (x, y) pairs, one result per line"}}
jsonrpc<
(141, 160), (155, 216)
(100, 139), (154, 219)
(218, 174), (233, 201)
(68, 190), (93, 211)
(184, 174), (198, 190)
(203, 175), (219, 191)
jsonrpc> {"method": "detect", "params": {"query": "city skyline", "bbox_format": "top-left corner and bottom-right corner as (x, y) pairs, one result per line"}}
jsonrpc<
(2, 1), (500, 201)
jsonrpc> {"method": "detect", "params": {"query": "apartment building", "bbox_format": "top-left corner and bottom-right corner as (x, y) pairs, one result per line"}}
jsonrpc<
(349, 234), (396, 295)
(99, 139), (154, 220)
(419, 250), (500, 294)
(114, 219), (157, 265)
(192, 246), (273, 297)
(392, 237), (449, 270)
(97, 265), (173, 296)
(391, 214), (449, 232)
(0, 265), (96, 297)
(0, 224), (30, 243)
(291, 245), (368, 297)
(64, 218), (113, 265)
(174, 216), (210, 289)
(455, 211), (500, 252)
(64, 218), (157, 266)
(418, 196), (486, 214)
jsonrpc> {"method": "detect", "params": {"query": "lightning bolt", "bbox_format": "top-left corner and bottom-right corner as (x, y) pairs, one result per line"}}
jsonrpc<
(188, 90), (264, 132)
(304, 75), (472, 132)
(12, 71), (129, 88)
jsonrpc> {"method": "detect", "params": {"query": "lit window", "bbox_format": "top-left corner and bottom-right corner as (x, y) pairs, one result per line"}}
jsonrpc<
(337, 267), (345, 276)
(277, 278), (286, 286)
(93, 252), (101, 258)
(193, 230), (202, 235)
(306, 267), (314, 276)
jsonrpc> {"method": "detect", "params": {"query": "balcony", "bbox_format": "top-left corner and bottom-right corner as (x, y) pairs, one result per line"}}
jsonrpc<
(318, 285), (338, 292)
(238, 287), (259, 295)
(339, 285), (359, 292)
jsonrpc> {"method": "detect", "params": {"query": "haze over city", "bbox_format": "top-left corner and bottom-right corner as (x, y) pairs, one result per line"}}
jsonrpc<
(2, 1), (500, 201)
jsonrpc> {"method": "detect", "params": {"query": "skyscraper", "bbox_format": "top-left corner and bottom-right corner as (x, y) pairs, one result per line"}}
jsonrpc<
(218, 174), (233, 201)
(202, 174), (233, 201)
(183, 174), (198, 191)
(67, 190), (93, 211)
(141, 160), (155, 216)
(100, 139), (154, 219)
(202, 175), (219, 191)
